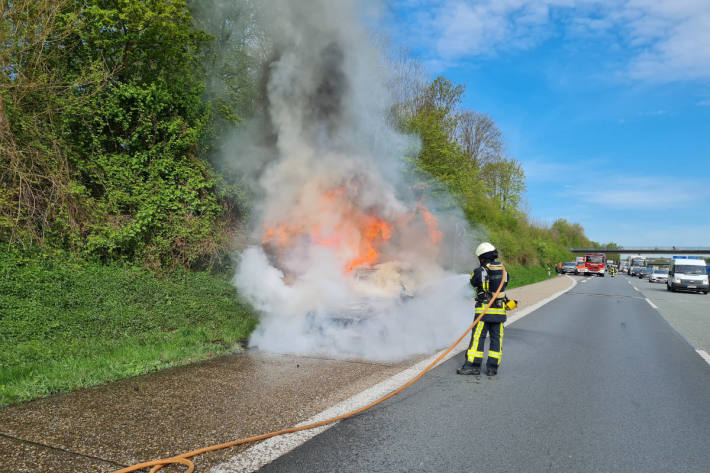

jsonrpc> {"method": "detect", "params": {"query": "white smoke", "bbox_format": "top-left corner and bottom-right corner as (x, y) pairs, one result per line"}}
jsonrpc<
(229, 0), (479, 361)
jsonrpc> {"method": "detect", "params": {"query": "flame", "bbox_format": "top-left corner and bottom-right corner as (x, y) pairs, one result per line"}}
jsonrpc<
(416, 204), (443, 245)
(262, 187), (394, 273)
(344, 215), (393, 272)
(262, 186), (441, 275)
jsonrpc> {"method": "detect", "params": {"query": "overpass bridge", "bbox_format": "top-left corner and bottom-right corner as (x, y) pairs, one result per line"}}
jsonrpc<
(569, 247), (710, 255)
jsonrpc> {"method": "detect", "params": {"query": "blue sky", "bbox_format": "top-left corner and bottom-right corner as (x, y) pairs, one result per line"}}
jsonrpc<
(382, 0), (710, 246)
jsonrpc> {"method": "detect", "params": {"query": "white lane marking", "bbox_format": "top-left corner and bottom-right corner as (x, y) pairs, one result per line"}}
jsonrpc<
(696, 350), (710, 367)
(633, 286), (639, 291)
(645, 298), (658, 309)
(210, 275), (578, 473)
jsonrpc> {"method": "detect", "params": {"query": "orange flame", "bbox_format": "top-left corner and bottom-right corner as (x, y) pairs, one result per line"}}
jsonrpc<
(262, 186), (441, 274)
(344, 216), (393, 272)
(416, 204), (443, 245)
(262, 188), (394, 273)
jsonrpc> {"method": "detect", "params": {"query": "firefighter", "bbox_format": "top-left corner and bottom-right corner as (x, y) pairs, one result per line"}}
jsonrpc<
(457, 242), (508, 377)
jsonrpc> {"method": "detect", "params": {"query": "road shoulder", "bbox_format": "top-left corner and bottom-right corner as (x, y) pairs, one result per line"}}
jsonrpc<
(211, 274), (577, 473)
(0, 275), (576, 473)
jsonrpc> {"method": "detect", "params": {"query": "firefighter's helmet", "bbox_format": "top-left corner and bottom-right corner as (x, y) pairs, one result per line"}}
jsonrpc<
(475, 242), (496, 258)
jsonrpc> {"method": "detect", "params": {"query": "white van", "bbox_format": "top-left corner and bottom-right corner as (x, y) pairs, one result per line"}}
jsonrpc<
(667, 258), (709, 294)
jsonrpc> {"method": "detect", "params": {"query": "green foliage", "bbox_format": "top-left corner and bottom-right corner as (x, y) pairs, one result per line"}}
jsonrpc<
(506, 264), (557, 289)
(1, 0), (245, 268)
(396, 75), (605, 266)
(0, 243), (257, 406)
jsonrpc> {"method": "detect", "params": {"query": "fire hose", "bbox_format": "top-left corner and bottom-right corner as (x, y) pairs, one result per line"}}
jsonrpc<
(113, 267), (507, 473)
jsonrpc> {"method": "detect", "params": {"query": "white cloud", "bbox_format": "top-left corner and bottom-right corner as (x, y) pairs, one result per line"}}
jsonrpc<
(524, 160), (709, 210)
(578, 176), (709, 209)
(426, 0), (563, 60)
(580, 189), (690, 209)
(590, 223), (710, 247)
(521, 155), (613, 183)
(627, 7), (710, 81)
(396, 0), (710, 82)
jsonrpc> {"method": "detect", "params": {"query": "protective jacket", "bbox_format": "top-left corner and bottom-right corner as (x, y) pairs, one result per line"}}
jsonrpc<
(470, 261), (509, 323)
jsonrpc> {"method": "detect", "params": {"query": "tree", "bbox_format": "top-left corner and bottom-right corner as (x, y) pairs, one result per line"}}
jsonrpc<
(456, 111), (503, 170)
(414, 77), (465, 136)
(1, 0), (239, 268)
(480, 157), (526, 212)
(0, 0), (107, 246)
(386, 47), (427, 127)
(402, 77), (470, 189)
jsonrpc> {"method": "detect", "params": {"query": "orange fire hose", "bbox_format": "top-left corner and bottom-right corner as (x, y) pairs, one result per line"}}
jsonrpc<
(114, 268), (507, 473)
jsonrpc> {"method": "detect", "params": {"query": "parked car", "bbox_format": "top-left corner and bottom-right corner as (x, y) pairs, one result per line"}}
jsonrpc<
(561, 262), (577, 274)
(638, 267), (652, 279)
(648, 268), (669, 283)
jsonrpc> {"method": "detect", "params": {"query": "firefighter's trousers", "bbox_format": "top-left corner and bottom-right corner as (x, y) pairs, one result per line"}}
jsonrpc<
(466, 321), (504, 368)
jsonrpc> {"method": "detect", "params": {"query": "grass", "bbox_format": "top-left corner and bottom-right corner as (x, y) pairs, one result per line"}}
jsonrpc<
(0, 244), (557, 407)
(0, 244), (258, 407)
(506, 264), (557, 289)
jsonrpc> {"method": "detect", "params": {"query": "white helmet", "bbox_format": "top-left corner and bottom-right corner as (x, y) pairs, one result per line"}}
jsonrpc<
(475, 242), (496, 258)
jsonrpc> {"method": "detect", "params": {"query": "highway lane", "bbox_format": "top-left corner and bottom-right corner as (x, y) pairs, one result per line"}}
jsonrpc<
(254, 275), (710, 473)
(625, 274), (710, 355)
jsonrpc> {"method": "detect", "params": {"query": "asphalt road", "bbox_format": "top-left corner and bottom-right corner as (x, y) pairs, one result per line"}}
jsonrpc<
(255, 275), (710, 473)
(625, 274), (710, 354)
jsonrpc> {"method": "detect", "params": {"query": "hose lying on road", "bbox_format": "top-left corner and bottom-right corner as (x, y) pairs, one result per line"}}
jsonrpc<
(113, 268), (507, 473)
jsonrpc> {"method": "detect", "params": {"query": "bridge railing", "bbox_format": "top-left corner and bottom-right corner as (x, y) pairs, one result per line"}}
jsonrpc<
(569, 247), (710, 255)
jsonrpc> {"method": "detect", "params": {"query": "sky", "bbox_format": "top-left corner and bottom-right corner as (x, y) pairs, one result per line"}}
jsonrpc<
(382, 0), (710, 247)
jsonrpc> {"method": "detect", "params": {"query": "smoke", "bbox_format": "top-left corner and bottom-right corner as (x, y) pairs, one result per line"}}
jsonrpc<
(226, 0), (480, 361)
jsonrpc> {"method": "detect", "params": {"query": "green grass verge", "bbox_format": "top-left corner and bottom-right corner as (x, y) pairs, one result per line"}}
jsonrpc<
(0, 244), (257, 407)
(0, 245), (557, 407)
(506, 264), (557, 289)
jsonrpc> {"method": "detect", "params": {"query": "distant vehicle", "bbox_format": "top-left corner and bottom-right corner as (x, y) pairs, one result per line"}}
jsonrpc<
(649, 268), (669, 283)
(667, 257), (709, 294)
(629, 256), (647, 276)
(630, 256), (646, 267)
(638, 267), (652, 279)
(576, 256), (587, 275)
(561, 261), (577, 274)
(585, 253), (606, 276)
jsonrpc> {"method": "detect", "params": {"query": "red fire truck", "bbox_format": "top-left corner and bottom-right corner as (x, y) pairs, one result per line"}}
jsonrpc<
(585, 253), (606, 276)
(576, 256), (587, 274)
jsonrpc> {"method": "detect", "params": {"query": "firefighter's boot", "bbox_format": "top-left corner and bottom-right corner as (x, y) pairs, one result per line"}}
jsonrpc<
(486, 367), (498, 377)
(457, 363), (480, 375)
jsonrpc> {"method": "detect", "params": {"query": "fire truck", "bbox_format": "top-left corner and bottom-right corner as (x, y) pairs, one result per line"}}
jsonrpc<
(585, 253), (606, 276)
(576, 256), (587, 274)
